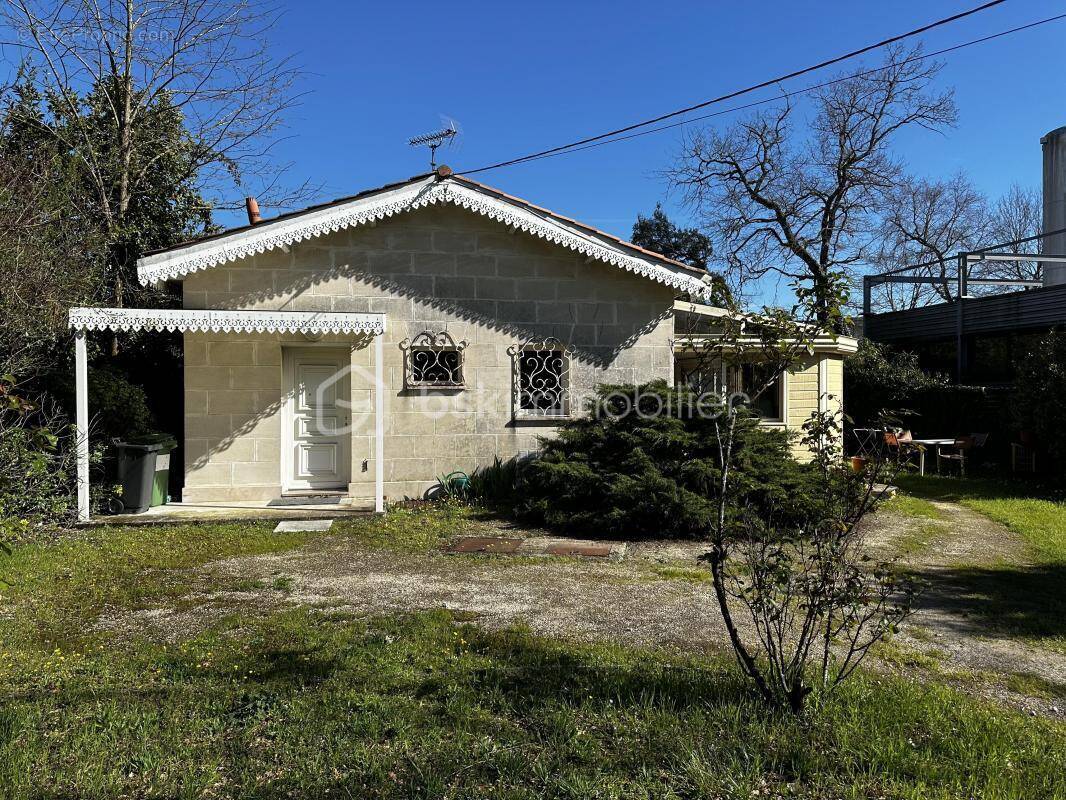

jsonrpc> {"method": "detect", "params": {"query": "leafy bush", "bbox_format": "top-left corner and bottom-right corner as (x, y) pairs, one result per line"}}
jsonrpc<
(517, 381), (816, 539)
(0, 375), (80, 542)
(466, 456), (526, 510)
(1013, 330), (1066, 479)
(843, 338), (949, 427)
(87, 369), (153, 442)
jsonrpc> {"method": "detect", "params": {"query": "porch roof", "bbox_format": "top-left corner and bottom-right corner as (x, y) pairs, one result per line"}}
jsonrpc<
(68, 307), (386, 336)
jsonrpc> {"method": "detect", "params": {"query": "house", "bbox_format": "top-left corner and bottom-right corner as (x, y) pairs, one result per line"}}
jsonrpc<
(68, 167), (856, 520)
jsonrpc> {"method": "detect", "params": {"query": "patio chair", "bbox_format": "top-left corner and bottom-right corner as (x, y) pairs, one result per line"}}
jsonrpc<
(936, 433), (987, 477)
(883, 430), (918, 467)
(852, 427), (880, 458)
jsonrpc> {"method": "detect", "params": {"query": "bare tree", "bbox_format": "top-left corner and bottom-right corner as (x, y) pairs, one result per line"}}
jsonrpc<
(1, 0), (312, 347)
(872, 180), (1041, 310)
(668, 45), (956, 326)
(986, 183), (1042, 281)
(874, 172), (991, 309)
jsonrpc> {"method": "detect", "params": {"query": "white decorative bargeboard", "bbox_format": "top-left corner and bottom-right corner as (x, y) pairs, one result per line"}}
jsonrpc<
(68, 307), (386, 336)
(136, 177), (710, 298)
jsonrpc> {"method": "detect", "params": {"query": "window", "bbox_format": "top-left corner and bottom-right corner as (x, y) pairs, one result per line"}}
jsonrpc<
(510, 337), (572, 418)
(676, 357), (725, 396)
(729, 361), (783, 421)
(400, 331), (466, 388)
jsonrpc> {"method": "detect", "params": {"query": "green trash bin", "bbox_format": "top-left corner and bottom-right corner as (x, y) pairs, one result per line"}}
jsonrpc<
(114, 434), (177, 513)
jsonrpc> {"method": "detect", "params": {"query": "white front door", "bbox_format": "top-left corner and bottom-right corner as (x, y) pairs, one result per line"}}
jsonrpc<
(283, 347), (351, 492)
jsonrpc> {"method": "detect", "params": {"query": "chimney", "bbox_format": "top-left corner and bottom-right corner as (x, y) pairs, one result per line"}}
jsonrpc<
(1042, 127), (1066, 286)
(245, 196), (262, 225)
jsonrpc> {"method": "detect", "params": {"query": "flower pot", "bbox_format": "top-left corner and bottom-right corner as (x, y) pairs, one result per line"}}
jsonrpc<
(850, 456), (869, 473)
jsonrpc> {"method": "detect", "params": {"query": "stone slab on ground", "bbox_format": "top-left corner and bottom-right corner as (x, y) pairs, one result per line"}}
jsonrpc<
(274, 519), (334, 533)
(445, 535), (626, 560)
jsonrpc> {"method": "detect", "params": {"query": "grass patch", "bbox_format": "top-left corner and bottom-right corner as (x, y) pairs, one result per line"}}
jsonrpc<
(0, 521), (311, 652)
(332, 502), (476, 553)
(1003, 672), (1066, 702)
(1, 609), (1063, 799)
(649, 564), (713, 583)
(271, 575), (295, 593)
(878, 492), (945, 558)
(895, 475), (1066, 562)
(885, 492), (944, 521)
(894, 475), (1066, 654)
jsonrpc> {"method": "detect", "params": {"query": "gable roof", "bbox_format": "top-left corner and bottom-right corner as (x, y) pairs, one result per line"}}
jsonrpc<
(136, 170), (711, 297)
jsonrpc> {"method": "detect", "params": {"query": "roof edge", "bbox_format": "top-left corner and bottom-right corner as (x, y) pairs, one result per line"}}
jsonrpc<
(137, 175), (708, 297)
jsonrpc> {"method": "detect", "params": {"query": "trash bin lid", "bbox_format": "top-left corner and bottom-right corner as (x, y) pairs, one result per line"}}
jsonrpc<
(115, 433), (178, 452)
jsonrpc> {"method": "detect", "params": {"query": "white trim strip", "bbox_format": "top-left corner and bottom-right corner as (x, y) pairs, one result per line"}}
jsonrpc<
(75, 332), (90, 522)
(68, 307), (386, 336)
(136, 178), (709, 297)
(374, 333), (385, 514)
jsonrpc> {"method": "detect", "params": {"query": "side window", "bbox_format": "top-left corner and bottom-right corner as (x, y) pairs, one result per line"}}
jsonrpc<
(730, 361), (783, 421)
(399, 331), (466, 389)
(509, 337), (572, 419)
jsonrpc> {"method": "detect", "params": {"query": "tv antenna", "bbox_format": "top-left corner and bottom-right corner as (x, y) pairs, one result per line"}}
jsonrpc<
(408, 122), (458, 170)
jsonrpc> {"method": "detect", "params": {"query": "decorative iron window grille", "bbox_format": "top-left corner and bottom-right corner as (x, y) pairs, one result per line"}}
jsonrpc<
(399, 331), (467, 388)
(509, 336), (572, 418)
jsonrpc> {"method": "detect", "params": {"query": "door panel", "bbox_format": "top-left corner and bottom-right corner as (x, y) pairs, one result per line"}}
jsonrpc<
(283, 348), (351, 491)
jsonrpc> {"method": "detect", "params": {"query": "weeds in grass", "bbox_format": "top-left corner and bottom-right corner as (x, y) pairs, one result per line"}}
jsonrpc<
(650, 564), (713, 583)
(332, 502), (474, 553)
(271, 575), (294, 593)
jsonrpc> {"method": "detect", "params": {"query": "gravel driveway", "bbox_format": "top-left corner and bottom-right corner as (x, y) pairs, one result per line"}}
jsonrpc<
(104, 504), (1066, 717)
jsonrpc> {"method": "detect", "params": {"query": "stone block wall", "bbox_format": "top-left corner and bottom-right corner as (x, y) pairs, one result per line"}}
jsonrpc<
(181, 204), (677, 501)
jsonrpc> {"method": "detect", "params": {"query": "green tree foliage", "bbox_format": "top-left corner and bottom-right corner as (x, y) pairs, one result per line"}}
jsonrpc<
(1013, 331), (1066, 479)
(518, 381), (814, 539)
(843, 338), (948, 427)
(2, 76), (213, 320)
(631, 205), (731, 306)
(0, 82), (102, 380)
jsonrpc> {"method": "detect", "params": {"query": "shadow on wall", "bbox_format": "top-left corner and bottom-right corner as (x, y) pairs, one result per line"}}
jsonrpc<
(189, 249), (671, 369)
(188, 336), (373, 472)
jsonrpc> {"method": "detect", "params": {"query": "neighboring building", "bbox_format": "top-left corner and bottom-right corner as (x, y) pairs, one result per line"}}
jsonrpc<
(864, 127), (1066, 382)
(69, 168), (855, 516)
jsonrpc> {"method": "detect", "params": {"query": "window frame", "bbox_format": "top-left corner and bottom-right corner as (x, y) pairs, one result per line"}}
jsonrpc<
(399, 330), (467, 389)
(729, 360), (786, 424)
(509, 336), (573, 420)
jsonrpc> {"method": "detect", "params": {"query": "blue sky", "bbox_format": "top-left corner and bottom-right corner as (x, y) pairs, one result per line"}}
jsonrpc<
(247, 0), (1066, 250)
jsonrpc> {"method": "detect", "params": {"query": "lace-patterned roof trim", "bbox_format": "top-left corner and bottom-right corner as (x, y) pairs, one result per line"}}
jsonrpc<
(68, 308), (386, 335)
(137, 179), (710, 298)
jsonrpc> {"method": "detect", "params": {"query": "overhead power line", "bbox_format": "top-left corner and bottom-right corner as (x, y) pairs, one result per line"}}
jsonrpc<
(458, 0), (1011, 177)
(479, 11), (1066, 171)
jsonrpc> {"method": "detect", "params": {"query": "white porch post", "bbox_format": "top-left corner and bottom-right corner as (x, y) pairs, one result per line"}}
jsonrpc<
(75, 331), (90, 522)
(374, 331), (385, 513)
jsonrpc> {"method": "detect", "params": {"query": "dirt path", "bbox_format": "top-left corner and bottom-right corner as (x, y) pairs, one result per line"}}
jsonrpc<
(865, 499), (1066, 714)
(208, 537), (732, 652)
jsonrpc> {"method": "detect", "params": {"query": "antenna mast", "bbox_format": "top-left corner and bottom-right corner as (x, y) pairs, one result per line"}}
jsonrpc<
(408, 123), (458, 170)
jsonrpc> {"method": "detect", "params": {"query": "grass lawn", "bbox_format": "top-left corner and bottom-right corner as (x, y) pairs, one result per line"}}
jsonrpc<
(0, 509), (1064, 798)
(893, 475), (1066, 654)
